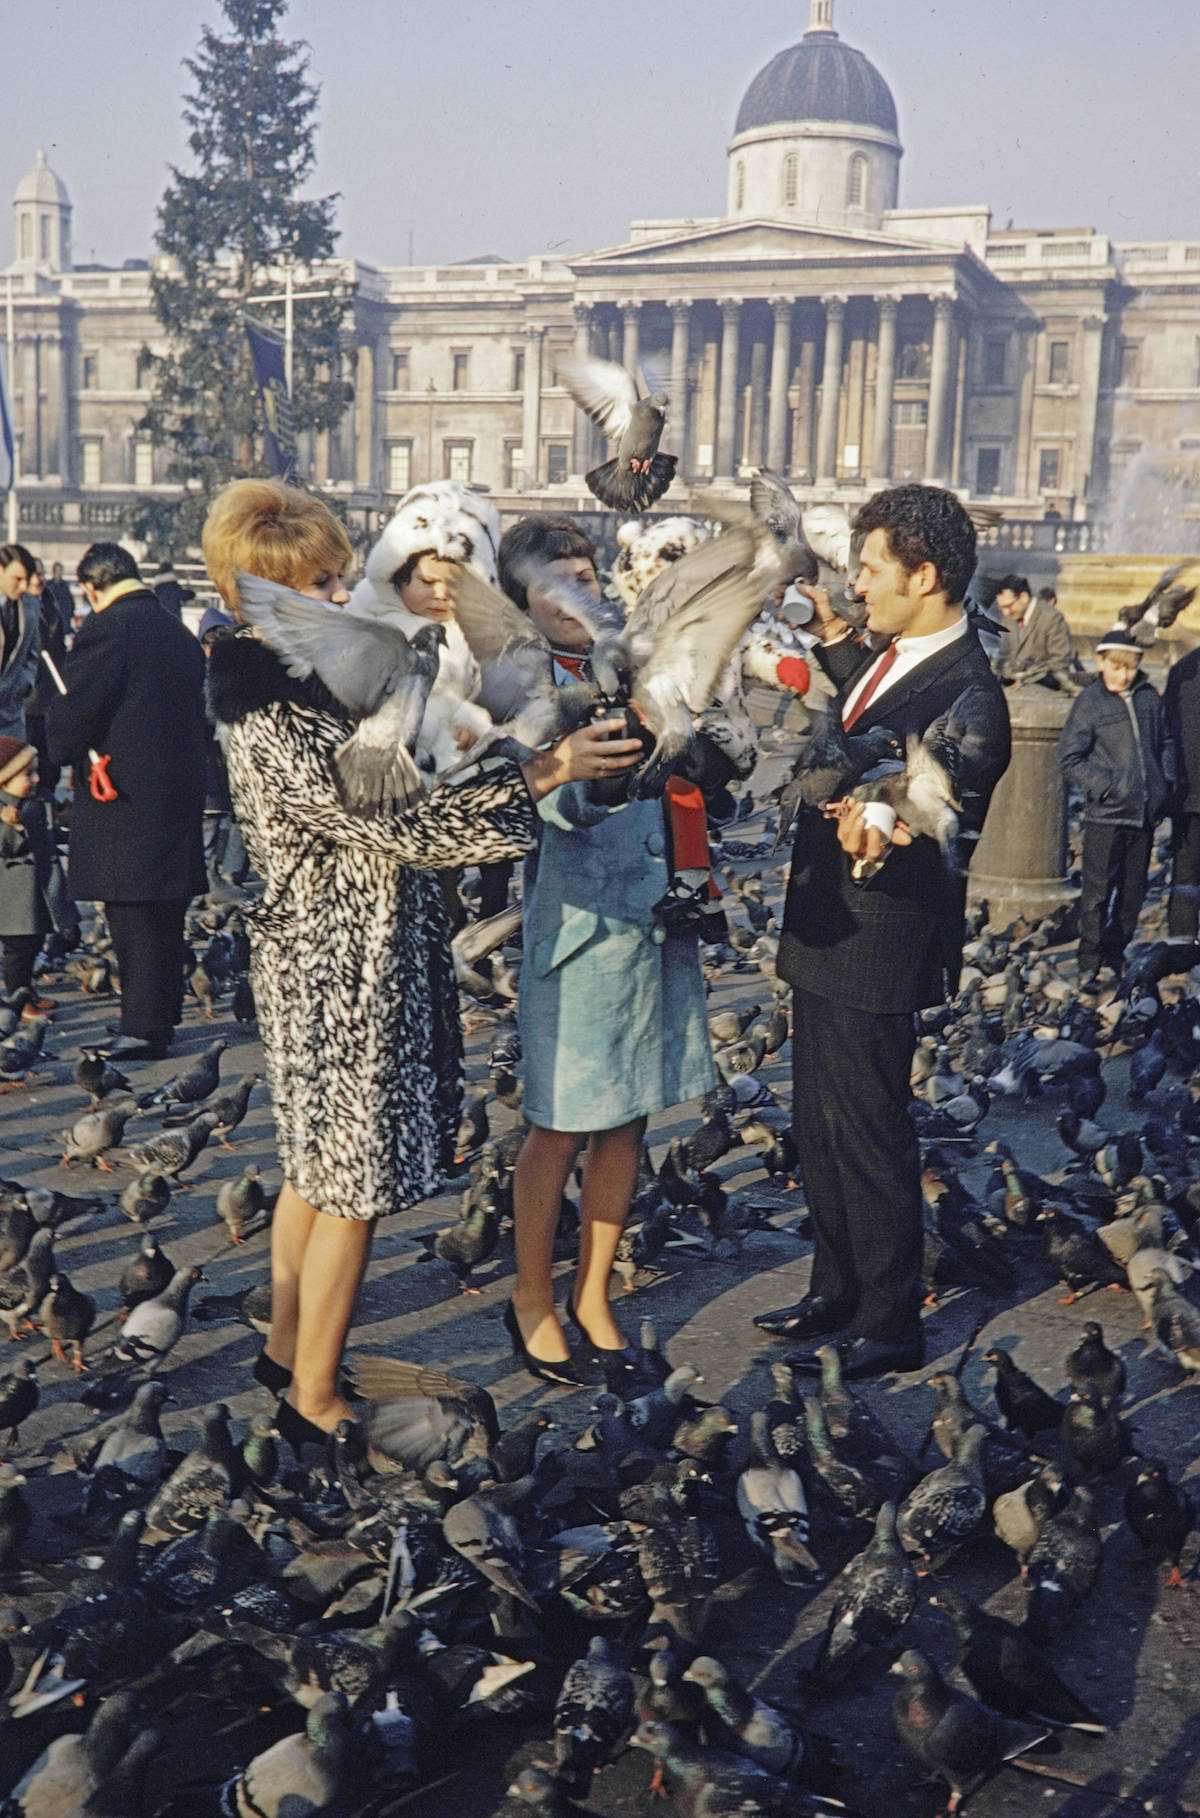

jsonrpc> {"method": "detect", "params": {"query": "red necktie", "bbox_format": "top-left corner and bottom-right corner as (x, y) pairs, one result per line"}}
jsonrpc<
(842, 641), (898, 730)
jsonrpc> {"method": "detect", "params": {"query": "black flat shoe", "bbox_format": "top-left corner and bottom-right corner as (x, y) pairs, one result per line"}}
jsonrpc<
(503, 1301), (585, 1388)
(101, 1035), (171, 1063)
(275, 1398), (340, 1455)
(253, 1349), (292, 1395)
(785, 1334), (924, 1381)
(752, 1294), (854, 1342)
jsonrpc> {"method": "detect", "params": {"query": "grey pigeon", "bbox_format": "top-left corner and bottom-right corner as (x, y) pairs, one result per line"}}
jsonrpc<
(137, 1038), (227, 1110)
(896, 1424), (988, 1569)
(559, 353), (677, 512)
(5, 1685), (140, 1815)
(114, 1264), (204, 1365)
(61, 1101), (135, 1170)
(682, 1654), (807, 1775)
(813, 1500), (916, 1684)
(0, 1357), (38, 1449)
(118, 1234), (175, 1314)
(73, 1379), (171, 1492)
(737, 1409), (819, 1585)
(119, 1170), (172, 1225)
(40, 1271), (96, 1372)
(144, 1402), (238, 1535)
(0, 1227), (55, 1338)
(217, 1165), (266, 1244)
(891, 1648), (1050, 1813)
(553, 1634), (634, 1796)
(127, 1112), (220, 1180)
(74, 1047), (131, 1105)
(224, 1691), (352, 1818)
(441, 1476), (541, 1610)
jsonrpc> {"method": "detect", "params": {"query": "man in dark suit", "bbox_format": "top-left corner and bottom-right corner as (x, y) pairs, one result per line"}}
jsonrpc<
(45, 542), (207, 1060)
(755, 486), (1011, 1380)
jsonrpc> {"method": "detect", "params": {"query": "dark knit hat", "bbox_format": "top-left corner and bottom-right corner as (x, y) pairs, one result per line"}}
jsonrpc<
(0, 737), (36, 789)
(1095, 627), (1144, 659)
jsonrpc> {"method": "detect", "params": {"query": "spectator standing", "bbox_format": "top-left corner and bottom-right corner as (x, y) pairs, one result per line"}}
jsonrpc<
(44, 562), (75, 638)
(151, 559), (195, 621)
(0, 736), (73, 1005)
(44, 543), (208, 1061)
(0, 544), (41, 740)
(992, 573), (1076, 689)
(1057, 628), (1174, 980)
(1165, 639), (1200, 946)
(23, 560), (69, 791)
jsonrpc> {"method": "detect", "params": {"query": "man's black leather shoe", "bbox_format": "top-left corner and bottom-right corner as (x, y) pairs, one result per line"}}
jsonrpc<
(784, 1334), (924, 1381)
(753, 1294), (853, 1342)
(102, 1035), (171, 1062)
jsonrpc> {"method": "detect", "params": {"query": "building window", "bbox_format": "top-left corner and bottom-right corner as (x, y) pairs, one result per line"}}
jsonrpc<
(40, 215), (51, 263)
(975, 447), (1002, 494)
(391, 349), (410, 390)
(504, 441), (524, 489)
(894, 400), (928, 427)
(1119, 339), (1142, 386)
(781, 153), (799, 208)
(846, 153), (868, 209)
(81, 353), (98, 390)
(135, 350), (154, 391)
(443, 439), (473, 483)
(1048, 340), (1071, 384)
(898, 342), (930, 381)
(1038, 447), (1062, 492)
(81, 439), (102, 485)
(133, 439), (154, 487)
(734, 161), (745, 210)
(19, 214), (31, 261)
(546, 442), (570, 484)
(387, 441), (412, 493)
(511, 347), (526, 392)
(983, 337), (1008, 386)
(451, 350), (470, 392)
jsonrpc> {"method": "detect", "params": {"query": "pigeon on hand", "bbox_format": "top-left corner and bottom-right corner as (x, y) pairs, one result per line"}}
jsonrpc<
(558, 353), (678, 512)
(775, 712), (901, 847)
(748, 469), (868, 629)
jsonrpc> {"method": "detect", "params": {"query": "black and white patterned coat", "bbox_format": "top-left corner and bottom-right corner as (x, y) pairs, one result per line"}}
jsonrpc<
(208, 633), (537, 1221)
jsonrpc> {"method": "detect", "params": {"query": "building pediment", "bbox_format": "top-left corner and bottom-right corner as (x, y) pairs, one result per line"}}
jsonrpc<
(572, 216), (955, 270)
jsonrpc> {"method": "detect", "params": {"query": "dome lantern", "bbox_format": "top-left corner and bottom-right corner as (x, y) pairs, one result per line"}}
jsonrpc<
(13, 150), (72, 272)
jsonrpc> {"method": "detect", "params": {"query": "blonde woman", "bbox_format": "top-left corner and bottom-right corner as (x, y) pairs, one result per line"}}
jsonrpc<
(202, 480), (638, 1449)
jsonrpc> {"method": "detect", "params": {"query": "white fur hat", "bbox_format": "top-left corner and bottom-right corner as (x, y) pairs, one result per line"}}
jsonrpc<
(367, 481), (501, 590)
(611, 515), (710, 609)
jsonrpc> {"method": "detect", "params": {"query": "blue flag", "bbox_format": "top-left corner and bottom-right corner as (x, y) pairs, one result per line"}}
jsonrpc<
(244, 315), (296, 479)
(0, 343), (14, 496)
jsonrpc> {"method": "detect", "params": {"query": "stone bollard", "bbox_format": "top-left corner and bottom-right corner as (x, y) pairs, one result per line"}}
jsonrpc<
(968, 683), (1075, 921)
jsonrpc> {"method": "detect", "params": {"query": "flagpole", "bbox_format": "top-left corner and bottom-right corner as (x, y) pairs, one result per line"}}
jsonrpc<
(4, 275), (16, 543)
(284, 257), (294, 398)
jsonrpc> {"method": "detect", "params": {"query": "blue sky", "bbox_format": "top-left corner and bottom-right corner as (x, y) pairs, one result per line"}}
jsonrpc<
(6, 0), (1196, 267)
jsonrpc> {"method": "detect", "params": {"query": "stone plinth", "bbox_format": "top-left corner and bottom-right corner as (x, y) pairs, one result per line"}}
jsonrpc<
(968, 683), (1075, 920)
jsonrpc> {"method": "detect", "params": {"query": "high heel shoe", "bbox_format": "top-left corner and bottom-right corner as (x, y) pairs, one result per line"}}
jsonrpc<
(253, 1349), (292, 1395)
(503, 1301), (584, 1388)
(275, 1398), (338, 1456)
(565, 1297), (638, 1383)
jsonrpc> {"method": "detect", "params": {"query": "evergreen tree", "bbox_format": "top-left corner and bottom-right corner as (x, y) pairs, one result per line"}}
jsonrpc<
(128, 0), (352, 554)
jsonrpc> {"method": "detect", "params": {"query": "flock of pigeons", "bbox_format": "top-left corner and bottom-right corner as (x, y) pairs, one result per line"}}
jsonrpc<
(0, 672), (1199, 1811)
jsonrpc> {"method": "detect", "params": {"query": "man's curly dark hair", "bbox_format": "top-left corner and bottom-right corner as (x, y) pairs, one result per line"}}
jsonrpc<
(852, 485), (977, 605)
(498, 513), (597, 611)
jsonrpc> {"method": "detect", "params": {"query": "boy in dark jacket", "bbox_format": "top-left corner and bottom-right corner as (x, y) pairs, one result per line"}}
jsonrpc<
(1058, 627), (1175, 979)
(0, 736), (74, 1001)
(1164, 642), (1200, 943)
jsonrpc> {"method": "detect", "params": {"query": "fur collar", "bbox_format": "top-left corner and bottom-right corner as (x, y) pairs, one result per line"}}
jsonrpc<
(206, 630), (343, 727)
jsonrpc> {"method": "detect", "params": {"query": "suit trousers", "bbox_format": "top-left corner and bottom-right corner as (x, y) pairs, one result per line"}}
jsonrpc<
(791, 987), (922, 1344)
(1169, 812), (1200, 941)
(1077, 825), (1152, 975)
(105, 898), (190, 1040)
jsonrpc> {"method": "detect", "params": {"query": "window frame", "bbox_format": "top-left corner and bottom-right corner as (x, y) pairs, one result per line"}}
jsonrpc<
(450, 349), (471, 393)
(386, 439), (413, 494)
(1047, 339), (1071, 385)
(442, 438), (474, 484)
(545, 441), (570, 485)
(982, 337), (1008, 387)
(1037, 446), (1062, 493)
(975, 446), (1002, 495)
(390, 349), (411, 391)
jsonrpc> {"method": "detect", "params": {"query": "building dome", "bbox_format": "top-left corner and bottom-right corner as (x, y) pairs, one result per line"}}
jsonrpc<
(726, 2), (901, 231)
(15, 149), (70, 209)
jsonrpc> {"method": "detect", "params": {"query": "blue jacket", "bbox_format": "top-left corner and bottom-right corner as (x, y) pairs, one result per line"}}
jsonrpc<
(1057, 675), (1174, 828)
(0, 596), (40, 740)
(524, 784), (670, 977)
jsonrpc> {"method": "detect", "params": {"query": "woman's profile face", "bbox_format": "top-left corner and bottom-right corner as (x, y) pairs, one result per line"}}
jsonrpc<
(300, 571), (350, 607)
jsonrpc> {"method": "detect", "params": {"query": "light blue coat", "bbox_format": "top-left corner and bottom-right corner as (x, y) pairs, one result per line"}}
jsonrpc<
(519, 781), (716, 1133)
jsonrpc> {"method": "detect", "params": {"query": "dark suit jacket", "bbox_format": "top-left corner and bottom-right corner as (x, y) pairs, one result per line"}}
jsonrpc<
(779, 623), (1011, 1014)
(1164, 646), (1200, 814)
(45, 587), (208, 902)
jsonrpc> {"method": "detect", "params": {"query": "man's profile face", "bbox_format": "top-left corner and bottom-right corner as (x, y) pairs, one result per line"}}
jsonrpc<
(853, 527), (931, 637)
(0, 560), (29, 603)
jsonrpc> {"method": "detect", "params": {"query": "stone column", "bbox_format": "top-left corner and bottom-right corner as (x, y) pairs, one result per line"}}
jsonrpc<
(621, 300), (640, 374)
(1074, 314), (1106, 503)
(354, 340), (376, 488)
(924, 296), (955, 482)
(766, 296), (793, 472)
(969, 685), (1075, 918)
(522, 324), (544, 490)
(715, 298), (741, 480)
(571, 301), (594, 476)
(870, 297), (898, 483)
(669, 299), (691, 480)
(950, 318), (970, 486)
(790, 325), (818, 481)
(606, 317), (621, 364)
(747, 333), (768, 468)
(1013, 320), (1038, 497)
(815, 296), (846, 486)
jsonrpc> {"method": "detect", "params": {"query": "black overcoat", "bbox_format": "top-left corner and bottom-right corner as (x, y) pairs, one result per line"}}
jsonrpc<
(779, 624), (1011, 1014)
(44, 587), (207, 902)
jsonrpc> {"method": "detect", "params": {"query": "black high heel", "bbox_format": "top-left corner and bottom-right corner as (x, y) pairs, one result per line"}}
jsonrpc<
(565, 1297), (637, 1362)
(503, 1301), (584, 1388)
(275, 1398), (337, 1456)
(253, 1349), (292, 1395)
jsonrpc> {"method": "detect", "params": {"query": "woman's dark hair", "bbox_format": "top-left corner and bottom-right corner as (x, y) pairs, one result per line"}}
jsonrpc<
(498, 513), (598, 611)
(77, 542), (142, 592)
(0, 543), (35, 578)
(853, 486), (978, 606)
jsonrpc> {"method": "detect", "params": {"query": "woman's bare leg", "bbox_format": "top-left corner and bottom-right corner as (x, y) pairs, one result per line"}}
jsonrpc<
(286, 1211), (374, 1429)
(512, 1124), (583, 1362)
(264, 1181), (318, 1372)
(574, 1117), (646, 1349)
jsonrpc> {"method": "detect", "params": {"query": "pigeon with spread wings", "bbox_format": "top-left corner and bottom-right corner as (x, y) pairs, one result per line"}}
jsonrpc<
(748, 469), (866, 627)
(559, 353), (678, 513)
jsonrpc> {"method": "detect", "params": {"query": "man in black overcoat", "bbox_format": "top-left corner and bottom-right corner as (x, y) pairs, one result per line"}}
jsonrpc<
(755, 486), (1011, 1379)
(45, 542), (207, 1060)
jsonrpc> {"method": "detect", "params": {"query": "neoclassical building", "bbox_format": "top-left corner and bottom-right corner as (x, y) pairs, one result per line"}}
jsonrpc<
(7, 1), (1200, 563)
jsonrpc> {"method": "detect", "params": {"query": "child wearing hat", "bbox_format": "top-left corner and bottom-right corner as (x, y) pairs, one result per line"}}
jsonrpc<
(0, 736), (73, 1001)
(1057, 627), (1175, 979)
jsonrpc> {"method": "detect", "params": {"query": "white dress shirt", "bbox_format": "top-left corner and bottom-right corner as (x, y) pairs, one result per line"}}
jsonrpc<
(841, 612), (969, 725)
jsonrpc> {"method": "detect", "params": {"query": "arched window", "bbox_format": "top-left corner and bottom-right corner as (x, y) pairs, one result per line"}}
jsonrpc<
(734, 161), (746, 211)
(781, 153), (799, 209)
(846, 153), (868, 210)
(19, 213), (31, 261)
(40, 214), (51, 262)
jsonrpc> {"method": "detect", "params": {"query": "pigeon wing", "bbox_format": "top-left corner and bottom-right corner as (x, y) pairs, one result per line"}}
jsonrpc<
(750, 468), (806, 545)
(558, 354), (638, 443)
(235, 573), (420, 717)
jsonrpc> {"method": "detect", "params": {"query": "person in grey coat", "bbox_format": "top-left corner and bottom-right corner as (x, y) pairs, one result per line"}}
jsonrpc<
(0, 735), (75, 998)
(993, 574), (1076, 689)
(0, 544), (41, 740)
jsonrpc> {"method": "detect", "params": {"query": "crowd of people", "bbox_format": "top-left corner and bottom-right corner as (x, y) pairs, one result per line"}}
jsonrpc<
(2, 484), (1198, 1447)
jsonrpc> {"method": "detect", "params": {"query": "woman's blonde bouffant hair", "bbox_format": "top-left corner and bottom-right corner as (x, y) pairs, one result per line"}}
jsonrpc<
(202, 478), (354, 614)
